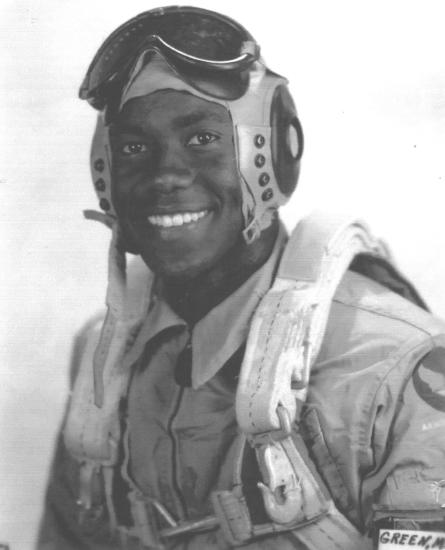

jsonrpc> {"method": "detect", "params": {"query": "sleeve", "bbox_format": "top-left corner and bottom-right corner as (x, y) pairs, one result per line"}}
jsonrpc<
(362, 346), (445, 532)
(36, 320), (119, 550)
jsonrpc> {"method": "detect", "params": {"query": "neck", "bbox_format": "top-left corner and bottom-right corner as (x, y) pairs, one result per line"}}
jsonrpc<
(162, 220), (279, 325)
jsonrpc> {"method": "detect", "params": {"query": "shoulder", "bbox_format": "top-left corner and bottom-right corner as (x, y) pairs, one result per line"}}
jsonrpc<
(309, 269), (445, 443)
(304, 270), (445, 523)
(318, 269), (445, 369)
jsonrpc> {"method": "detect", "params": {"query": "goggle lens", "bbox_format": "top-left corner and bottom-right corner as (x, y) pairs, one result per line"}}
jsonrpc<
(80, 6), (260, 108)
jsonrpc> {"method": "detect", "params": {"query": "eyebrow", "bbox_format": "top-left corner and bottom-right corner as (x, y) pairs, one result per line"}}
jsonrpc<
(110, 123), (146, 136)
(111, 110), (228, 135)
(172, 111), (227, 129)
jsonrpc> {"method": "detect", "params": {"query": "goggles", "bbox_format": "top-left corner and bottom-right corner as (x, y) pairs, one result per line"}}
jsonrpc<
(79, 6), (260, 109)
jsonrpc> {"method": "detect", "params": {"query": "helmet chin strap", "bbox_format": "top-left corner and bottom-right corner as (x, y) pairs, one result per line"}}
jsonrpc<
(96, 220), (127, 406)
(82, 211), (129, 406)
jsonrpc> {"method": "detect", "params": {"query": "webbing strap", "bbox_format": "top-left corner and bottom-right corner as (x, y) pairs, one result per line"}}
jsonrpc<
(65, 211), (390, 549)
(237, 211), (390, 434)
(212, 431), (373, 548)
(235, 211), (390, 544)
(64, 254), (153, 465)
(290, 503), (373, 550)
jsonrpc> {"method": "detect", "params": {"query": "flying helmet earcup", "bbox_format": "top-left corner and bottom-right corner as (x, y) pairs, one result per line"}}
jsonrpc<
(270, 85), (304, 197)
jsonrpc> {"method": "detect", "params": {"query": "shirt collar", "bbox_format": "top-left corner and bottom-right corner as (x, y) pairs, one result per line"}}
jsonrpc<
(123, 224), (288, 388)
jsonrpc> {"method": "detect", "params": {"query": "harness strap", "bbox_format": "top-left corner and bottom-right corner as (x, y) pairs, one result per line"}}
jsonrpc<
(211, 429), (371, 548)
(64, 254), (153, 465)
(121, 479), (370, 549)
(64, 211), (418, 549)
(237, 211), (390, 435)
(289, 502), (373, 550)
(234, 212), (390, 546)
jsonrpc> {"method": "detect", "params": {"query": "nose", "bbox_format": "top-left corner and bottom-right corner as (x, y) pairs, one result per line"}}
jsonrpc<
(151, 143), (193, 193)
(153, 171), (193, 192)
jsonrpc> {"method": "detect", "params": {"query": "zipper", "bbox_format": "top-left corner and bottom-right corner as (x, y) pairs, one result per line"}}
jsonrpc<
(163, 334), (192, 518)
(166, 384), (188, 518)
(167, 336), (193, 518)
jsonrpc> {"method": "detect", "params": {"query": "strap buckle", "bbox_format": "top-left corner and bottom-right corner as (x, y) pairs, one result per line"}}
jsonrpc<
(128, 490), (219, 548)
(257, 442), (302, 524)
(252, 405), (303, 525)
(129, 491), (164, 549)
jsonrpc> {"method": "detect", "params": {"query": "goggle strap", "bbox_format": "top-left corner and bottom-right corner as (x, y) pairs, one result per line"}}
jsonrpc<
(241, 41), (258, 56)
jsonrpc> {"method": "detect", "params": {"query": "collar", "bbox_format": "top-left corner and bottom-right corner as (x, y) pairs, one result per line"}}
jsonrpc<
(123, 224), (287, 388)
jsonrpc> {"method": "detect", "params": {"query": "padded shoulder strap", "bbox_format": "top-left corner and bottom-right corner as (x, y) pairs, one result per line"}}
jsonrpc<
(278, 210), (390, 281)
(64, 256), (153, 466)
(233, 211), (394, 546)
(237, 210), (391, 434)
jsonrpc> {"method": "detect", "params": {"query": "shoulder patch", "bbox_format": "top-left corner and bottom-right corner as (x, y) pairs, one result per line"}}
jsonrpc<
(413, 348), (445, 412)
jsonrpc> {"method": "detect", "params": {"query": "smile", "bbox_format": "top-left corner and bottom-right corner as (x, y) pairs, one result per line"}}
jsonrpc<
(147, 210), (210, 228)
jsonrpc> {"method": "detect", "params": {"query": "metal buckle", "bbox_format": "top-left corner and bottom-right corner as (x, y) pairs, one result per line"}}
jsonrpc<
(129, 489), (218, 548)
(161, 516), (219, 539)
(252, 405), (302, 525)
(129, 491), (164, 549)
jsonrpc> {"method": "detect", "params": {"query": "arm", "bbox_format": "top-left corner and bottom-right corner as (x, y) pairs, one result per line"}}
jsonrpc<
(362, 347), (445, 538)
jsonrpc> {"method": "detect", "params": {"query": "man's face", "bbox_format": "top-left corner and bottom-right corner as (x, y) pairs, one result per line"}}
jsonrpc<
(110, 90), (243, 280)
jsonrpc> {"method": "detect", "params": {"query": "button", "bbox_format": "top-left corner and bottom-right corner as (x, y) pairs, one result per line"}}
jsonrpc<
(255, 154), (266, 168)
(95, 178), (106, 192)
(99, 198), (110, 211)
(259, 172), (270, 187)
(94, 158), (105, 172)
(254, 134), (265, 148)
(262, 189), (273, 201)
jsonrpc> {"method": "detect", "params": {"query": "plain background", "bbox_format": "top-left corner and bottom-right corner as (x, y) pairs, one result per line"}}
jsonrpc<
(1, 1), (445, 548)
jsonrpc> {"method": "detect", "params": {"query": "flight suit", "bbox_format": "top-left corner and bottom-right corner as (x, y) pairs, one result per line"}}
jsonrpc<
(38, 233), (445, 549)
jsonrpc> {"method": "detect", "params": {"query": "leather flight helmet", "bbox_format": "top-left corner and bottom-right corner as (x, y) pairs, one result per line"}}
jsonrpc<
(82, 6), (304, 246)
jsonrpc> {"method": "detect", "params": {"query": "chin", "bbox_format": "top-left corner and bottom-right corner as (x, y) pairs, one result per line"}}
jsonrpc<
(140, 250), (213, 282)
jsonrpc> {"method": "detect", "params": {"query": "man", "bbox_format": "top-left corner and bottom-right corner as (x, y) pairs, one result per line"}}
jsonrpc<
(39, 6), (445, 549)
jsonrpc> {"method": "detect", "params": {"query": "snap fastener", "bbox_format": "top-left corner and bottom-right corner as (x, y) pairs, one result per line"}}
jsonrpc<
(95, 178), (106, 192)
(262, 189), (273, 201)
(99, 198), (110, 211)
(255, 154), (266, 168)
(254, 134), (265, 148)
(94, 158), (105, 172)
(259, 172), (270, 187)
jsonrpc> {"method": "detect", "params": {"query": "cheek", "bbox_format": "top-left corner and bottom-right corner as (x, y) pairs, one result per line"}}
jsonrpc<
(111, 159), (153, 212)
(113, 157), (152, 187)
(195, 150), (241, 207)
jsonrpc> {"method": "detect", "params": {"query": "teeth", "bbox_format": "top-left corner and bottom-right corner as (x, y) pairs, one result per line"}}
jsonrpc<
(147, 210), (208, 227)
(172, 214), (182, 226)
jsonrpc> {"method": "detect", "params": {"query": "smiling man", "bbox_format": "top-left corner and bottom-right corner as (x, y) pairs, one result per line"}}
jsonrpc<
(110, 87), (276, 322)
(38, 6), (445, 550)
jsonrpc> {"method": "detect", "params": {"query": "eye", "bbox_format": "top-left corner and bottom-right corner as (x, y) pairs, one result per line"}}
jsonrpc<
(187, 132), (219, 147)
(121, 143), (148, 155)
